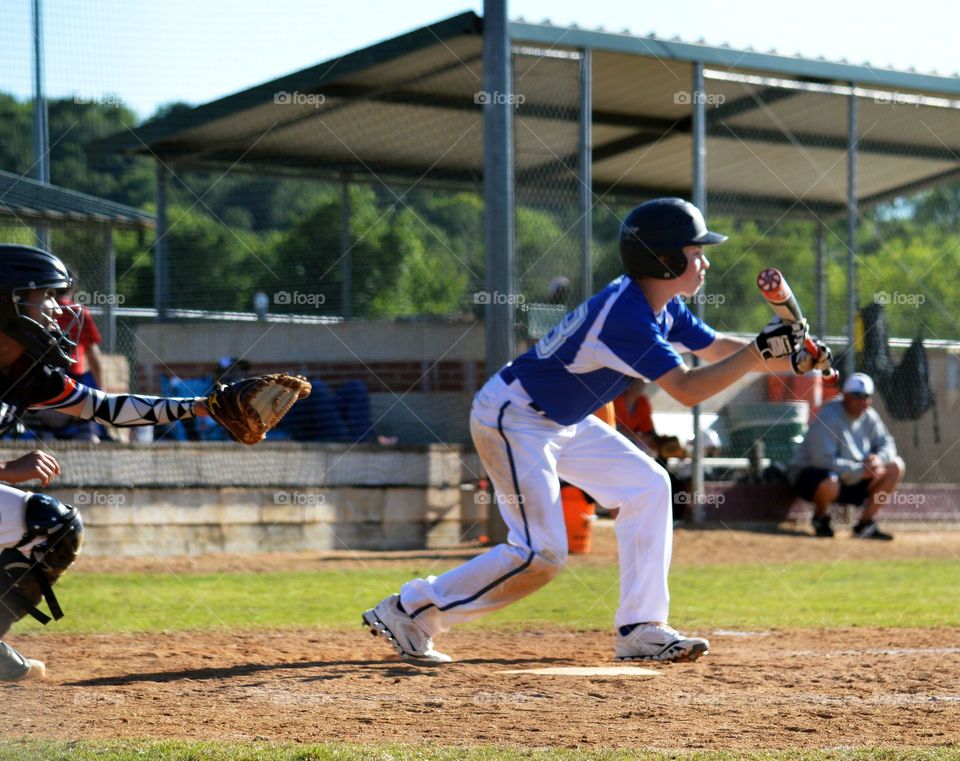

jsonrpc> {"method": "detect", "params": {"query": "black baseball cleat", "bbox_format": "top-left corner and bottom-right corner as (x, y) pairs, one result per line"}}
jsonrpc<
(853, 520), (893, 541)
(812, 515), (834, 538)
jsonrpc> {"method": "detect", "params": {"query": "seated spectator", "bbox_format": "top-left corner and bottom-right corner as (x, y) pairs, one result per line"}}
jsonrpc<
(788, 373), (905, 540)
(215, 357), (251, 385)
(275, 377), (392, 444)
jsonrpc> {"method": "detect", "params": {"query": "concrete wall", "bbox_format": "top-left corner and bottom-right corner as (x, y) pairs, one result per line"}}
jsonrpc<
(131, 320), (958, 477)
(0, 441), (485, 557)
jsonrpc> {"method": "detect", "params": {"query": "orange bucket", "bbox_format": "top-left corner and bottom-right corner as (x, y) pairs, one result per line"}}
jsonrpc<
(767, 373), (823, 408)
(561, 485), (596, 554)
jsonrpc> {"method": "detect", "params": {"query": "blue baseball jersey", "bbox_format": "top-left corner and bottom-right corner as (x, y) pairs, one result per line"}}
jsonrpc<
(505, 275), (716, 425)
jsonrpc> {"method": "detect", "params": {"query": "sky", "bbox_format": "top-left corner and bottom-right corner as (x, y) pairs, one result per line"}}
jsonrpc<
(0, 0), (958, 121)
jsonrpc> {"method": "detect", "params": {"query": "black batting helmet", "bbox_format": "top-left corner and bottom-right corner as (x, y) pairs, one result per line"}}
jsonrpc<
(0, 244), (78, 368)
(619, 198), (728, 280)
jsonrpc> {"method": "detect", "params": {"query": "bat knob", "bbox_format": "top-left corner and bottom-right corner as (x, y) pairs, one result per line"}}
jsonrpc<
(756, 268), (782, 292)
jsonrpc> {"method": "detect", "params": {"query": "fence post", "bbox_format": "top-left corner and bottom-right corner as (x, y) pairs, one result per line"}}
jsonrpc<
(482, 0), (516, 375)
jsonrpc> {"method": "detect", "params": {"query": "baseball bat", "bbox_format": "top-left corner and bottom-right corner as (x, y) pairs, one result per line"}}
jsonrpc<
(756, 268), (837, 380)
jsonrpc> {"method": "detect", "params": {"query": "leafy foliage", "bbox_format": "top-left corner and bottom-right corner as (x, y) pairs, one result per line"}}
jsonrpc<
(1, 92), (959, 335)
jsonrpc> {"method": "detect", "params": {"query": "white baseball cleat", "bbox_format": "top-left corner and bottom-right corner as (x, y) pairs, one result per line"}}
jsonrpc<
(614, 622), (709, 663)
(20, 658), (46, 681)
(363, 594), (452, 665)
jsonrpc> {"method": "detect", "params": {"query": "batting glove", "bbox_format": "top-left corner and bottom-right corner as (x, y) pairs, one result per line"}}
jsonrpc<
(755, 316), (807, 360)
(790, 337), (833, 375)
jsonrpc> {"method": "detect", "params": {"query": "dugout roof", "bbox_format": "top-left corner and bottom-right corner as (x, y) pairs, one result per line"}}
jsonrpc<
(94, 11), (960, 215)
(0, 169), (155, 229)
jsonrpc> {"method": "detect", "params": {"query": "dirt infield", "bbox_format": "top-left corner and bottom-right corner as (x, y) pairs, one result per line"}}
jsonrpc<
(5, 528), (960, 751)
(5, 627), (959, 751)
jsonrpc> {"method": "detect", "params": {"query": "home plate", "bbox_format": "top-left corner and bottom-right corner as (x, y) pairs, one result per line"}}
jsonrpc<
(498, 666), (658, 678)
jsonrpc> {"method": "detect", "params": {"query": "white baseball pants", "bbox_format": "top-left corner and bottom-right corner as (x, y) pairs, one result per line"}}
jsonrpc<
(400, 374), (673, 637)
(0, 485), (29, 549)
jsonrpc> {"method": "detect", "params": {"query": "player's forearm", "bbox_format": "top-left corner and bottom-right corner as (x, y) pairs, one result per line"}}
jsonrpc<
(663, 344), (765, 407)
(693, 334), (749, 363)
(697, 334), (794, 372)
(34, 383), (205, 427)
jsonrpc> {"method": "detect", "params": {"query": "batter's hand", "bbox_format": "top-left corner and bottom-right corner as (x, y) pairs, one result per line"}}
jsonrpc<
(754, 316), (807, 360)
(0, 450), (61, 486)
(790, 338), (833, 375)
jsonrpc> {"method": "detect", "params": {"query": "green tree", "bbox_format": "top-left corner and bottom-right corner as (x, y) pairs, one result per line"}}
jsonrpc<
(164, 204), (274, 311)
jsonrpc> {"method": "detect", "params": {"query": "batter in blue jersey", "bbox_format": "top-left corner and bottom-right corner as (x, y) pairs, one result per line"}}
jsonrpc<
(365, 198), (834, 665)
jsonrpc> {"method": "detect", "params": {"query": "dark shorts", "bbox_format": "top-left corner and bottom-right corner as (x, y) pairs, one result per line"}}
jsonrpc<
(794, 467), (871, 506)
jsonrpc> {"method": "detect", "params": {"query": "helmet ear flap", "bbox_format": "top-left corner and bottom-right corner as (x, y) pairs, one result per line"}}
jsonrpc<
(621, 244), (688, 280)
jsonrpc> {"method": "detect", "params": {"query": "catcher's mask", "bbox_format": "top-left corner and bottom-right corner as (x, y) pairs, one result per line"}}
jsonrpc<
(0, 244), (81, 369)
(619, 198), (728, 280)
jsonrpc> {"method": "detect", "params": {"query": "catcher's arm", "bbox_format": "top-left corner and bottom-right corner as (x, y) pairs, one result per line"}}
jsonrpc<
(32, 377), (203, 426)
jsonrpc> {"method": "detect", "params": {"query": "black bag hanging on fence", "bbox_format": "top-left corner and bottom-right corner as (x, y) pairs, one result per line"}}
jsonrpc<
(880, 336), (940, 446)
(859, 302), (896, 383)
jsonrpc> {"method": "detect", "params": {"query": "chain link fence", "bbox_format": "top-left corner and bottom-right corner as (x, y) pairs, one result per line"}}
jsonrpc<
(1, 3), (959, 486)
(701, 71), (958, 483)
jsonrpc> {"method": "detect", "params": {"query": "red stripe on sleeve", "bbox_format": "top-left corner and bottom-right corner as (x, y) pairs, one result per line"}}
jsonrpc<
(37, 375), (79, 407)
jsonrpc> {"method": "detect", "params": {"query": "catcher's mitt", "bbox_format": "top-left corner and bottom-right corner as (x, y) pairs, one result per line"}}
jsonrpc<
(207, 373), (312, 445)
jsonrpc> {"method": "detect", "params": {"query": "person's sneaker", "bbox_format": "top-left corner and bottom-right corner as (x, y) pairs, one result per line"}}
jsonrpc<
(362, 594), (452, 665)
(614, 623), (709, 663)
(812, 514), (834, 538)
(853, 520), (894, 541)
(0, 642), (46, 682)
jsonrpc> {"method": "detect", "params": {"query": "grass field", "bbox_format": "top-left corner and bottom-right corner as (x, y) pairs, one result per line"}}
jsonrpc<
(6, 539), (960, 759)
(13, 558), (960, 634)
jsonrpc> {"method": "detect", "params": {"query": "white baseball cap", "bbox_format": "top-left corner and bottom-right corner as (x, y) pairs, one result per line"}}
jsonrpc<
(842, 372), (875, 396)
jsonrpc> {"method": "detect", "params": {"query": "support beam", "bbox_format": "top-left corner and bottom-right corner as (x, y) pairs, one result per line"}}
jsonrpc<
(706, 86), (801, 122)
(691, 62), (707, 524)
(154, 163), (170, 321)
(32, 0), (50, 250)
(579, 49), (592, 301)
(104, 227), (117, 353)
(846, 88), (859, 378)
(814, 221), (827, 337)
(340, 178), (352, 319)
(483, 0), (516, 375)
